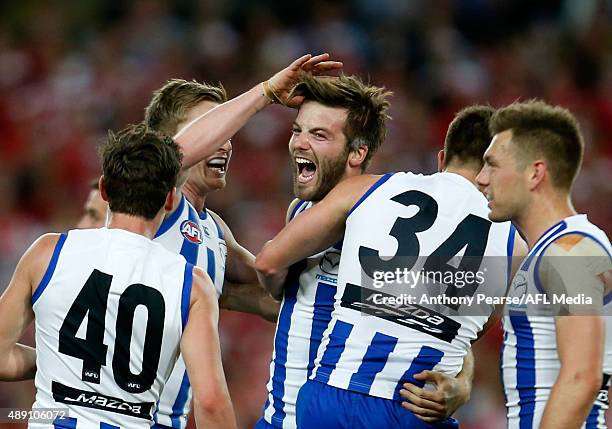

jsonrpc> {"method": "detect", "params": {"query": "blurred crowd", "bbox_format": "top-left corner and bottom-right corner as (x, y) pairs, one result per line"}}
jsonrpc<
(0, 0), (610, 428)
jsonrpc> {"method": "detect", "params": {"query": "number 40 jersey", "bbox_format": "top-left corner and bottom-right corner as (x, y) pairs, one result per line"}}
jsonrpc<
(310, 172), (515, 400)
(30, 228), (191, 429)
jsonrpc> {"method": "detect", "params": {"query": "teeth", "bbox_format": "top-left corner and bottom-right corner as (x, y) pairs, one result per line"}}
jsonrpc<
(207, 158), (226, 167)
(295, 157), (313, 165)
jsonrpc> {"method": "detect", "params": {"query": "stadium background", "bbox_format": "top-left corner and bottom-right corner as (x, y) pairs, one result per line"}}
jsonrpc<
(0, 0), (610, 427)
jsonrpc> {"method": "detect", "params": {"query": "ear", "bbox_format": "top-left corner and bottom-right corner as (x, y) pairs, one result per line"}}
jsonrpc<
(437, 150), (445, 172)
(98, 176), (109, 202)
(527, 160), (547, 191)
(164, 187), (177, 212)
(348, 145), (369, 169)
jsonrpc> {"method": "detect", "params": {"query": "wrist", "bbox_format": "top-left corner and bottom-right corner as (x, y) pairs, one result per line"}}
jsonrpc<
(262, 80), (283, 105)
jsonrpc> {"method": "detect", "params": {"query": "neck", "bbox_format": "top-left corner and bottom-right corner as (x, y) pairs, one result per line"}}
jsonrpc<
(182, 182), (207, 213)
(515, 192), (576, 248)
(443, 166), (479, 186)
(107, 212), (163, 240)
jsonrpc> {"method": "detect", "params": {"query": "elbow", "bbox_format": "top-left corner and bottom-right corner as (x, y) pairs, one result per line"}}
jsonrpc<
(193, 389), (229, 416)
(563, 368), (602, 399)
(254, 252), (278, 278)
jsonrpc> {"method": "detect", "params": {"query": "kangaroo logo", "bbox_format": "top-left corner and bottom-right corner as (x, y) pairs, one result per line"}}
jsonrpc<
(319, 250), (341, 275)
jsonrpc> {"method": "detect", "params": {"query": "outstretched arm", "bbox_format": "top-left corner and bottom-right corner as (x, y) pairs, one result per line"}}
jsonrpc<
(176, 54), (342, 169)
(255, 174), (379, 298)
(182, 267), (237, 429)
(0, 233), (60, 381)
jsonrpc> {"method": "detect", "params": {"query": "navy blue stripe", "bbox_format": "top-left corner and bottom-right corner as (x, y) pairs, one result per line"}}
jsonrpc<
(348, 173), (394, 217)
(179, 204), (201, 265)
(307, 282), (336, 378)
(208, 212), (225, 240)
(506, 224), (517, 288)
(313, 320), (354, 384)
(586, 401), (601, 428)
(170, 370), (191, 428)
(348, 332), (398, 394)
(520, 221), (567, 271)
(289, 200), (306, 221)
(53, 416), (77, 429)
(206, 247), (216, 284)
(155, 195), (185, 238)
(393, 346), (444, 401)
(510, 314), (536, 429)
(181, 262), (194, 329)
(32, 233), (67, 305)
(270, 260), (307, 425)
(100, 423), (119, 429)
(533, 231), (612, 296)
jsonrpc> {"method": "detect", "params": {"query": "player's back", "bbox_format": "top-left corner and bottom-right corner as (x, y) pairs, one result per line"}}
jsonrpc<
(31, 227), (190, 429)
(312, 171), (513, 400)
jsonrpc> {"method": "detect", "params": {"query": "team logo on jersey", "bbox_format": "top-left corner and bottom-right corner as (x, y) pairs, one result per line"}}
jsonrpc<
(510, 272), (528, 298)
(319, 250), (341, 275)
(180, 220), (204, 244)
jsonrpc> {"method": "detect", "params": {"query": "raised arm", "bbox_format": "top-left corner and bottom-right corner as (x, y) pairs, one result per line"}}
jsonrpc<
(175, 54), (342, 169)
(0, 233), (60, 381)
(255, 174), (379, 299)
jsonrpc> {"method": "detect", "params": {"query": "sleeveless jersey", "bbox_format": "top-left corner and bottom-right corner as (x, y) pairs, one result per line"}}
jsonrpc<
(153, 194), (227, 429)
(30, 228), (192, 429)
(261, 200), (340, 428)
(311, 172), (514, 400)
(502, 214), (612, 429)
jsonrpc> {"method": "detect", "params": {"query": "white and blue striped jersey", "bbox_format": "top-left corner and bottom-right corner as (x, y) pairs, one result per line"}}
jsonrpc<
(153, 194), (227, 429)
(30, 228), (192, 429)
(311, 172), (514, 400)
(261, 200), (340, 428)
(502, 214), (612, 429)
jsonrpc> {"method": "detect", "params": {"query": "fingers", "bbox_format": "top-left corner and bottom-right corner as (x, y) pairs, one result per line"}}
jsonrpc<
(289, 54), (313, 70)
(311, 61), (343, 75)
(400, 396), (444, 422)
(413, 370), (443, 383)
(301, 53), (331, 69)
(402, 383), (445, 404)
(400, 386), (446, 412)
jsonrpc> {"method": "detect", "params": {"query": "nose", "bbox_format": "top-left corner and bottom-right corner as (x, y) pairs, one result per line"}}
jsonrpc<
(475, 166), (488, 187)
(289, 132), (309, 152)
(220, 139), (232, 152)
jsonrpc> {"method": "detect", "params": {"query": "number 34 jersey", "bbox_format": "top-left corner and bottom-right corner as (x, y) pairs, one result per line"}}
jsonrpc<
(30, 228), (191, 429)
(311, 172), (514, 400)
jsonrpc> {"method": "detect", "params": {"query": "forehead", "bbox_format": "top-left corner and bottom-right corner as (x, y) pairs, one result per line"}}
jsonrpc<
(486, 129), (514, 159)
(296, 101), (347, 132)
(178, 100), (220, 133)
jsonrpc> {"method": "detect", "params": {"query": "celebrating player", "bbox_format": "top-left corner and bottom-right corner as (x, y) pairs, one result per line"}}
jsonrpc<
(144, 78), (279, 429)
(0, 125), (237, 428)
(476, 100), (612, 429)
(256, 105), (523, 428)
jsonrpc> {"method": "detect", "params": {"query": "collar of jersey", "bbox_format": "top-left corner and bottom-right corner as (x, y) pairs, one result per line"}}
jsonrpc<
(154, 194), (186, 238)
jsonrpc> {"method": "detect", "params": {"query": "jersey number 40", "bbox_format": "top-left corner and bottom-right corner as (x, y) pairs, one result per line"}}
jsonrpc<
(58, 269), (165, 393)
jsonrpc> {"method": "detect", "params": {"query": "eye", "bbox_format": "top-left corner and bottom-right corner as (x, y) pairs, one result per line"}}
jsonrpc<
(291, 126), (301, 135)
(314, 132), (326, 140)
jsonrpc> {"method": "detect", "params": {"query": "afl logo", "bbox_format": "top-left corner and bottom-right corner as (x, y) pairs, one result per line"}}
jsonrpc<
(180, 220), (203, 244)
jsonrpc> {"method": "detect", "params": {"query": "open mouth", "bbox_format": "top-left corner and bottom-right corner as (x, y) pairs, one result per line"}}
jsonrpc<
(295, 156), (317, 183)
(206, 157), (227, 175)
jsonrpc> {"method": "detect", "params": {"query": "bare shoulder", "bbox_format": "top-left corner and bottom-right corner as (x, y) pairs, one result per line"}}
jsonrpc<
(190, 266), (218, 304)
(22, 233), (64, 293)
